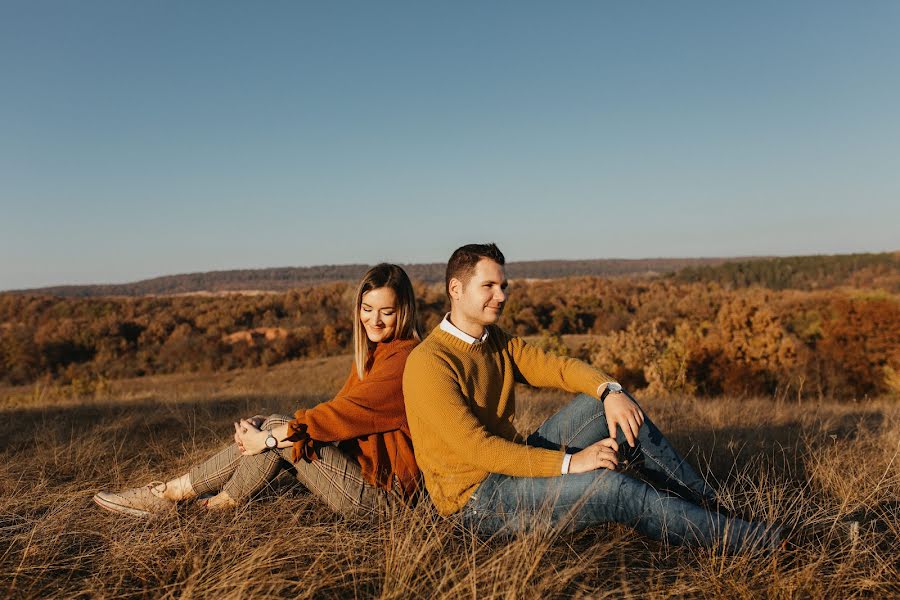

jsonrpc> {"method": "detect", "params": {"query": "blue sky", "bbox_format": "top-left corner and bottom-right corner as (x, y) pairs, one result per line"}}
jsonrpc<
(1, 1), (898, 290)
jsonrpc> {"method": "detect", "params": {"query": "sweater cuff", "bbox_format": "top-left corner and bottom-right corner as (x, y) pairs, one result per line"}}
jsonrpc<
(532, 448), (568, 477)
(561, 452), (572, 475)
(284, 420), (317, 463)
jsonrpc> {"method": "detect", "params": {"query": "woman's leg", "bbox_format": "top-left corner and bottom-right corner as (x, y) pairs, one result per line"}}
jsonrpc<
(526, 393), (716, 505)
(188, 414), (399, 515)
(94, 415), (291, 515)
(183, 443), (243, 498)
(279, 443), (399, 517)
(199, 414), (295, 506)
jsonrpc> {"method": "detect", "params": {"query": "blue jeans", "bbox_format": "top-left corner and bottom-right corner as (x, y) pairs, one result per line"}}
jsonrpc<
(460, 393), (780, 553)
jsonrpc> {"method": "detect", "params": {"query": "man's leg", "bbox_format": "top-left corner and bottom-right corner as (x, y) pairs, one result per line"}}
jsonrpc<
(464, 469), (779, 553)
(526, 393), (716, 505)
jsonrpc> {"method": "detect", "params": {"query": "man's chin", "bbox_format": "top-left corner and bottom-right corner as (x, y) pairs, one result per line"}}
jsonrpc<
(483, 309), (503, 322)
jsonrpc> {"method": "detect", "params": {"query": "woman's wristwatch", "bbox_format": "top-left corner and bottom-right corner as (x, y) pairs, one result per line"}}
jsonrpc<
(600, 382), (624, 402)
(265, 431), (278, 449)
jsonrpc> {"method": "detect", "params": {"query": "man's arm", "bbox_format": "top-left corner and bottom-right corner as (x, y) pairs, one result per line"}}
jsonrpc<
(507, 334), (613, 393)
(507, 334), (645, 447)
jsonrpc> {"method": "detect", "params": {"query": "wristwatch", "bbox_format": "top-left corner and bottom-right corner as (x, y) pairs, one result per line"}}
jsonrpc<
(265, 431), (278, 450)
(600, 382), (624, 402)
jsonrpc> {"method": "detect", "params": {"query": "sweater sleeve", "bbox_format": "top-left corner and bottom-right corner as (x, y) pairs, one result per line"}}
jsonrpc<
(403, 353), (565, 478)
(505, 332), (616, 396)
(287, 344), (411, 443)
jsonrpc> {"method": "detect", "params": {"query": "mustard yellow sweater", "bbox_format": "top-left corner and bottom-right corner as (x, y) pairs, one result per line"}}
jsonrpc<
(402, 325), (616, 516)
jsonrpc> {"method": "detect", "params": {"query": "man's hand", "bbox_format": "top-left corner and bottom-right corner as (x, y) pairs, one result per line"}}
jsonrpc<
(603, 389), (644, 447)
(568, 438), (619, 474)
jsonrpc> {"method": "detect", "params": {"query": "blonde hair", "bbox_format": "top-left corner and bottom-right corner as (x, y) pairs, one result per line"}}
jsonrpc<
(352, 263), (423, 379)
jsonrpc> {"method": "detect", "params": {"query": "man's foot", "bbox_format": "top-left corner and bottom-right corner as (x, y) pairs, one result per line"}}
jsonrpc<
(202, 491), (237, 511)
(93, 482), (176, 518)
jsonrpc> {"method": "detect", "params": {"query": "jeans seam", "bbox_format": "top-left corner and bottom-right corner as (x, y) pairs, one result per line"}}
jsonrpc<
(563, 412), (605, 448)
(639, 448), (695, 498)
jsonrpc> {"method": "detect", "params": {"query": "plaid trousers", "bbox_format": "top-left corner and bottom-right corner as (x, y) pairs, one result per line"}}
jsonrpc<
(188, 414), (403, 516)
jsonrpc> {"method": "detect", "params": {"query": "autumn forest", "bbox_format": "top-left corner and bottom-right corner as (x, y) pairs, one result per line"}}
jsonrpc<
(1, 252), (897, 399)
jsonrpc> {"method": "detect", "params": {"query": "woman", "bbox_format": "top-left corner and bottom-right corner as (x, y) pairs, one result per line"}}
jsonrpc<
(94, 263), (423, 517)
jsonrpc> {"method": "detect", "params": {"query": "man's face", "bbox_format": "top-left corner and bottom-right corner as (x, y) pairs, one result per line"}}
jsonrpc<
(451, 258), (508, 328)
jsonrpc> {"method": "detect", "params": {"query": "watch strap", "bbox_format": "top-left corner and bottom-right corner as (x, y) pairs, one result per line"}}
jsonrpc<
(600, 383), (623, 402)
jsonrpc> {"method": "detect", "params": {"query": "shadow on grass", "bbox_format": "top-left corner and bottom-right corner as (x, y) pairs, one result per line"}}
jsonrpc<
(0, 393), (331, 453)
(665, 410), (885, 486)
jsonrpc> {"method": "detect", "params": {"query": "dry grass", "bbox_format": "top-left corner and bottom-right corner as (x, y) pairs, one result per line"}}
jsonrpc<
(1, 356), (898, 599)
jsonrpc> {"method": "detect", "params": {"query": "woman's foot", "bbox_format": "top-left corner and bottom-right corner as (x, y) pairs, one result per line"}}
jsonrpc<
(202, 491), (237, 511)
(93, 481), (176, 518)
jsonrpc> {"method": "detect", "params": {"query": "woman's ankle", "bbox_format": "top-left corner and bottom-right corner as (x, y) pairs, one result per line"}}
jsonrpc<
(162, 474), (196, 501)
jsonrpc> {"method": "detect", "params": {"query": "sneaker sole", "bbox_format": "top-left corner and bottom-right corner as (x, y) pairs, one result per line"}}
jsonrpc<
(93, 493), (153, 518)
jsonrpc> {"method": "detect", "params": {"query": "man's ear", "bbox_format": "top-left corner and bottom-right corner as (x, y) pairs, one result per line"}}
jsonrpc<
(448, 277), (463, 302)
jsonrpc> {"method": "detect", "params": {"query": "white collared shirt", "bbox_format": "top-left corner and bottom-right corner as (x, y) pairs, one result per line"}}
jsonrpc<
(439, 313), (489, 344)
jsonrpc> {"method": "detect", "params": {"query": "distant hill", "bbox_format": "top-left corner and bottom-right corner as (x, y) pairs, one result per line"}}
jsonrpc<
(672, 252), (900, 291)
(8, 257), (753, 297)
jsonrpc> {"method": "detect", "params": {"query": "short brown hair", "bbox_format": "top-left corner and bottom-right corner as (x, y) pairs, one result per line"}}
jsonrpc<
(445, 243), (506, 297)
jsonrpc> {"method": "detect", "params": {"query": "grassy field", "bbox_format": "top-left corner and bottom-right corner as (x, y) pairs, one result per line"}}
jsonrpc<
(1, 355), (898, 598)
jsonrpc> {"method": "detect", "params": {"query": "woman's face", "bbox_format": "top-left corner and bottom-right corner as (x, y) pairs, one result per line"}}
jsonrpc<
(360, 286), (398, 343)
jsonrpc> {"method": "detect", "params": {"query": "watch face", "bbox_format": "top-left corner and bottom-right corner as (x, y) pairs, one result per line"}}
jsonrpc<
(607, 382), (623, 393)
(266, 435), (277, 448)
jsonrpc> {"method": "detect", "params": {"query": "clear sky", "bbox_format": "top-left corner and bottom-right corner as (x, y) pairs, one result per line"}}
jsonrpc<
(2, 1), (898, 290)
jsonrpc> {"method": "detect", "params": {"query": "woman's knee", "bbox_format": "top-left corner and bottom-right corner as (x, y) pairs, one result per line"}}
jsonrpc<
(261, 414), (293, 429)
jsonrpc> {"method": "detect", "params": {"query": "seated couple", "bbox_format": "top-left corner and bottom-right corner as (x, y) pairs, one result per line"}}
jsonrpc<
(95, 245), (779, 552)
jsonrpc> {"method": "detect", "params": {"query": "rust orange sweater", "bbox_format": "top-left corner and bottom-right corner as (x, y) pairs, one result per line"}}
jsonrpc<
(284, 338), (420, 497)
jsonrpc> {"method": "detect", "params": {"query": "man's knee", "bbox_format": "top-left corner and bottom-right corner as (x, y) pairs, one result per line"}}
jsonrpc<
(563, 393), (607, 426)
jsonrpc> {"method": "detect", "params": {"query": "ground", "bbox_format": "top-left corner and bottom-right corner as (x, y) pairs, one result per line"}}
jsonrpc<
(1, 355), (898, 598)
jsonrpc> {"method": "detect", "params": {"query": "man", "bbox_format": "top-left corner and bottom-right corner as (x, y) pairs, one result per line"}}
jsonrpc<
(403, 243), (780, 552)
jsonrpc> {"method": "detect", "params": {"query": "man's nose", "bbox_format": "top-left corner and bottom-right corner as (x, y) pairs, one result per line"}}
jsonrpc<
(495, 288), (507, 303)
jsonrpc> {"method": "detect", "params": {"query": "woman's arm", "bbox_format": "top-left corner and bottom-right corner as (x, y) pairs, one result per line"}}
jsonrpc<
(285, 345), (413, 443)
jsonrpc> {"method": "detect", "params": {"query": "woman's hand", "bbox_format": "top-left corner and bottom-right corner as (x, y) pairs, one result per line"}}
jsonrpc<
(234, 419), (268, 456)
(245, 415), (267, 429)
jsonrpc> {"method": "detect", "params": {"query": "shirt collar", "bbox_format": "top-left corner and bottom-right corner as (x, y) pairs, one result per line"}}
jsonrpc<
(440, 313), (489, 345)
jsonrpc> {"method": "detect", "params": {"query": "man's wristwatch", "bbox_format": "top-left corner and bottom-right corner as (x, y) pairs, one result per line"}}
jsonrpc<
(265, 431), (278, 450)
(600, 382), (624, 402)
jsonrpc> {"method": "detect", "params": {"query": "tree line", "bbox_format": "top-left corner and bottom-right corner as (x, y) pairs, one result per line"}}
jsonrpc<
(672, 252), (899, 291)
(8, 257), (746, 297)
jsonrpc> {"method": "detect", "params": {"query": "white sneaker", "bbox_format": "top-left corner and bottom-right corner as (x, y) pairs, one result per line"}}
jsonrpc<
(93, 481), (175, 518)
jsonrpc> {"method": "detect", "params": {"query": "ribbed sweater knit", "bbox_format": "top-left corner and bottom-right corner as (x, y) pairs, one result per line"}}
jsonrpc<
(285, 337), (420, 497)
(402, 325), (616, 515)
